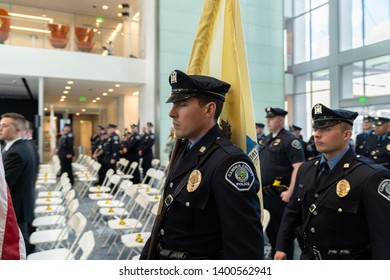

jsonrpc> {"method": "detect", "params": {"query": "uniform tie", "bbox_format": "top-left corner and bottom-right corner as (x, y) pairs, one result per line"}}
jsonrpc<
(316, 161), (329, 187)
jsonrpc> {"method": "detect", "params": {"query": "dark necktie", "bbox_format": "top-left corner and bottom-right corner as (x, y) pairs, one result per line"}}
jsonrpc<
(316, 161), (329, 187)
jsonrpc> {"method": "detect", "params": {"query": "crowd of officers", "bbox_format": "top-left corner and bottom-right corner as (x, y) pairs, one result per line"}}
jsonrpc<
(90, 122), (155, 185)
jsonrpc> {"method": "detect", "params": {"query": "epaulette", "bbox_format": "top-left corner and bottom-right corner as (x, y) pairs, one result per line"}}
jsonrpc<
(355, 154), (384, 170)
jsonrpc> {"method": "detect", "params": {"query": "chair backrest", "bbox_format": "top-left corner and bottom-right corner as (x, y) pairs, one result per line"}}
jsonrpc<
(101, 168), (114, 186)
(125, 161), (138, 175)
(65, 189), (76, 204)
(159, 160), (170, 172)
(54, 212), (87, 250)
(141, 168), (157, 184)
(70, 230), (95, 260)
(152, 170), (165, 189)
(151, 159), (160, 168)
(262, 209), (271, 232)
(67, 199), (79, 217)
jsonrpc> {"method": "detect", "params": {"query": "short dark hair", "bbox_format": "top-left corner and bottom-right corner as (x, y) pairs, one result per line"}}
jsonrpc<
(196, 94), (224, 122)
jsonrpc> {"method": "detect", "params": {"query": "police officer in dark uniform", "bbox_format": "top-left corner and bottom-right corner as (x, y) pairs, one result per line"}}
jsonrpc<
(140, 70), (263, 260)
(91, 125), (104, 155)
(93, 130), (108, 185)
(57, 124), (74, 185)
(103, 124), (120, 174)
(364, 116), (390, 170)
(138, 122), (155, 174)
(275, 103), (390, 260)
(290, 124), (314, 160)
(124, 123), (141, 183)
(259, 107), (305, 259)
(355, 115), (374, 155)
(256, 122), (265, 143)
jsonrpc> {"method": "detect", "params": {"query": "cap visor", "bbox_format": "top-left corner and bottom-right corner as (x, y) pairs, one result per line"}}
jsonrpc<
(166, 93), (197, 103)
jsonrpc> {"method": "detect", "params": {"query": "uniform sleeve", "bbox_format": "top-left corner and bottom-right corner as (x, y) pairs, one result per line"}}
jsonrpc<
(212, 153), (264, 259)
(286, 138), (305, 164)
(362, 168), (390, 259)
(275, 166), (305, 252)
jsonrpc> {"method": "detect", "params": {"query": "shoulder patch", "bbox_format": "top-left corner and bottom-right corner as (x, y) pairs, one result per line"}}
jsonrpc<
(67, 133), (73, 138)
(378, 179), (390, 202)
(136, 135), (141, 140)
(150, 134), (155, 139)
(113, 136), (119, 141)
(291, 139), (302, 150)
(225, 162), (255, 192)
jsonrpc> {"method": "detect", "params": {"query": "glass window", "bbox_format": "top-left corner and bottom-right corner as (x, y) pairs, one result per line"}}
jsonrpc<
(342, 61), (364, 99)
(311, 5), (329, 60)
(340, 0), (390, 51)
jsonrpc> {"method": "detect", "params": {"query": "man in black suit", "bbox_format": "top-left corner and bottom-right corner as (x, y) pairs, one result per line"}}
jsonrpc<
(0, 112), (37, 254)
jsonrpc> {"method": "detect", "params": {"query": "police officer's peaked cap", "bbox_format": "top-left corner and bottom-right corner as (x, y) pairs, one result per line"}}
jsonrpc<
(256, 122), (265, 128)
(100, 130), (107, 135)
(363, 115), (374, 123)
(130, 123), (138, 128)
(312, 103), (358, 129)
(166, 70), (231, 103)
(146, 122), (154, 127)
(107, 123), (117, 129)
(265, 107), (288, 118)
(373, 116), (390, 126)
(97, 125), (104, 130)
(290, 124), (302, 131)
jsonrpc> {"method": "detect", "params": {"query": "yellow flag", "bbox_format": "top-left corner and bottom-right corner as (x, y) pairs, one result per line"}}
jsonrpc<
(187, 0), (263, 213)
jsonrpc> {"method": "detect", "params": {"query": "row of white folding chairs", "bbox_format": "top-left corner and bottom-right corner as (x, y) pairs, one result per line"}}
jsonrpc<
(75, 160), (101, 197)
(36, 155), (61, 190)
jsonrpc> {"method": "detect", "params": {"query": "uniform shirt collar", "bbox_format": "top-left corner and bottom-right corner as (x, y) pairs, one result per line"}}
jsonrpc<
(320, 146), (350, 171)
(3, 137), (22, 152)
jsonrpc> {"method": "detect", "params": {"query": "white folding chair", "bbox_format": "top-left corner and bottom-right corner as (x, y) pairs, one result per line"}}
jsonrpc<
(35, 182), (72, 205)
(116, 158), (129, 176)
(88, 168), (115, 194)
(120, 161), (138, 180)
(34, 189), (75, 216)
(29, 212), (87, 251)
(37, 174), (70, 198)
(27, 230), (95, 260)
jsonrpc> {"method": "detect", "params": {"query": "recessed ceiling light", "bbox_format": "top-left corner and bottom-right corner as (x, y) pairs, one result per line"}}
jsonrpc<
(65, 86), (71, 90)
(96, 97), (101, 100)
(102, 92), (108, 96)
(60, 99), (65, 102)
(81, 108), (86, 112)
(92, 100), (97, 103)
(102, 5), (108, 10)
(61, 95), (66, 98)
(76, 113), (80, 116)
(108, 89), (114, 92)
(115, 84), (120, 87)
(67, 81), (73, 84)
(63, 90), (69, 94)
(44, 107), (48, 111)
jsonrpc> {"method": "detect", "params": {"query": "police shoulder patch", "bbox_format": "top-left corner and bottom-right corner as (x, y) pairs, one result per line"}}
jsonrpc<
(225, 161), (255, 192)
(67, 133), (73, 138)
(378, 179), (390, 202)
(150, 135), (155, 139)
(291, 139), (302, 150)
(113, 136), (119, 141)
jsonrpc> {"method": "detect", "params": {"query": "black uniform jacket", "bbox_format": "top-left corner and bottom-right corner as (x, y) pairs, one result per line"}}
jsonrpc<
(3, 139), (36, 223)
(276, 148), (390, 259)
(144, 125), (264, 259)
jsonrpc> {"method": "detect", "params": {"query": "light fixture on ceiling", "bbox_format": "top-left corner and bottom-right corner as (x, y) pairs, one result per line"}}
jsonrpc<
(132, 12), (140, 22)
(118, 4), (130, 9)
(8, 12), (53, 23)
(102, 92), (108, 96)
(108, 89), (114, 92)
(117, 12), (129, 17)
(102, 5), (109, 10)
(67, 81), (73, 84)
(10, 26), (50, 34)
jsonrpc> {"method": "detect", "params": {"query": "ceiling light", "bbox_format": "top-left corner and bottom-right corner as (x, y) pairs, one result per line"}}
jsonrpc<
(132, 91), (139, 96)
(96, 97), (101, 100)
(65, 86), (71, 90)
(8, 12), (53, 23)
(108, 89), (114, 92)
(81, 108), (86, 112)
(133, 12), (140, 22)
(92, 100), (97, 103)
(118, 4), (130, 9)
(102, 5), (109, 10)
(60, 99), (65, 102)
(102, 92), (108, 96)
(44, 107), (48, 111)
(67, 81), (73, 84)
(61, 95), (66, 99)
(115, 84), (120, 87)
(117, 12), (129, 17)
(10, 26), (50, 34)
(63, 90), (69, 94)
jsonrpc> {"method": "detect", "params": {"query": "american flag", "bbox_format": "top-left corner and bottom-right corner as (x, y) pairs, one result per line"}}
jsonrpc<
(0, 148), (26, 260)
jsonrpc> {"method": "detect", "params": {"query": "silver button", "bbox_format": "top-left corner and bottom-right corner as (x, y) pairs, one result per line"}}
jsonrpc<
(338, 208), (342, 212)
(313, 211), (318, 215)
(185, 202), (190, 207)
(310, 227), (316, 233)
(314, 193), (319, 198)
(169, 182), (173, 188)
(160, 229), (165, 235)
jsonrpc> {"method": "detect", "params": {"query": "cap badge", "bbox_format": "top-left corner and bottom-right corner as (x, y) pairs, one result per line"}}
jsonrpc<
(314, 104), (322, 115)
(266, 106), (271, 112)
(187, 169), (202, 192)
(170, 71), (177, 84)
(336, 179), (350, 198)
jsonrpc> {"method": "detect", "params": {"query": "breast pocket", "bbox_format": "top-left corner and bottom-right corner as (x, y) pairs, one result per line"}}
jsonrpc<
(325, 200), (360, 233)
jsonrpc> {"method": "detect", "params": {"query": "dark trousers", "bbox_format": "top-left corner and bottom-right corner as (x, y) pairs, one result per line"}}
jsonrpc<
(263, 195), (294, 259)
(60, 157), (74, 185)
